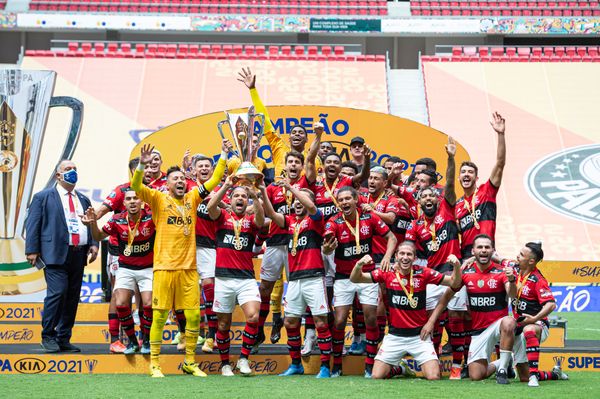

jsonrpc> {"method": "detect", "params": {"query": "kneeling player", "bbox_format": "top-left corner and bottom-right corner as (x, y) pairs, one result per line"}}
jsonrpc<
(84, 190), (155, 354)
(498, 242), (568, 386)
(350, 243), (461, 380)
(207, 176), (264, 376)
(424, 234), (522, 384)
(261, 180), (332, 378)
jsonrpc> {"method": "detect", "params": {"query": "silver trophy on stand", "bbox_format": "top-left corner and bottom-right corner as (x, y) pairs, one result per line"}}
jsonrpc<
(0, 69), (83, 295)
(217, 105), (265, 186)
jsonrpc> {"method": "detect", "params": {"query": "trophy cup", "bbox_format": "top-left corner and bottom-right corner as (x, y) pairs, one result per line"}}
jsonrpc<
(0, 69), (83, 296)
(217, 106), (265, 186)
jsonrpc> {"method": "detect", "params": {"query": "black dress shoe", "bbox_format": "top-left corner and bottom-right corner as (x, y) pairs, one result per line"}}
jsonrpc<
(58, 342), (81, 352)
(41, 338), (60, 353)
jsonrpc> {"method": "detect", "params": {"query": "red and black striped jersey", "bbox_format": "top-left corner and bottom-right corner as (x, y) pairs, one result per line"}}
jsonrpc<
(501, 261), (555, 326)
(324, 210), (390, 278)
(358, 189), (401, 263)
(188, 182), (226, 249)
(371, 266), (444, 337)
(405, 198), (460, 273)
(396, 186), (419, 220)
(102, 209), (155, 269)
(456, 262), (509, 333)
(215, 209), (259, 279)
(265, 176), (309, 247)
(285, 211), (325, 281)
(456, 180), (499, 259)
(310, 175), (354, 221)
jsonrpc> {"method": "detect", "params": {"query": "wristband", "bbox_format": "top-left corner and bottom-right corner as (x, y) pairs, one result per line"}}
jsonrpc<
(136, 163), (145, 171)
(220, 151), (227, 159)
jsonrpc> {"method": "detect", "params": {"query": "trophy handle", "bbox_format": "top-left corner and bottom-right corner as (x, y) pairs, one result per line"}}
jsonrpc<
(218, 119), (240, 158)
(44, 96), (84, 189)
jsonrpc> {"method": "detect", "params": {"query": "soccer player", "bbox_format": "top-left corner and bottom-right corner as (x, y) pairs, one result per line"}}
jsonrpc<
(260, 179), (332, 378)
(350, 243), (461, 380)
(453, 112), (507, 378)
(405, 137), (464, 363)
(498, 242), (568, 387)
(255, 150), (310, 350)
(423, 234), (522, 384)
(340, 161), (359, 178)
(132, 141), (228, 378)
(96, 158), (142, 353)
(83, 190), (155, 354)
(207, 175), (265, 376)
(323, 186), (398, 378)
(318, 141), (334, 163)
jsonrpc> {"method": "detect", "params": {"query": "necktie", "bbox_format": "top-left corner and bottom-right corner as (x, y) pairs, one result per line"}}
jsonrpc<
(68, 192), (80, 246)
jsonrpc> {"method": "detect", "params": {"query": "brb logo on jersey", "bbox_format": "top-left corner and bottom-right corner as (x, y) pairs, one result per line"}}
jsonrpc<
(526, 144), (600, 225)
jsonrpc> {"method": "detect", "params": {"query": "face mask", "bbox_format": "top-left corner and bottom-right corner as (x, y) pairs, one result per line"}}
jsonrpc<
(62, 169), (78, 185)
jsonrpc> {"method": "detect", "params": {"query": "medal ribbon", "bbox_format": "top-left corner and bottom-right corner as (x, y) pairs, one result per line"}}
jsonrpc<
(167, 196), (190, 234)
(229, 212), (243, 247)
(369, 191), (385, 209)
(126, 214), (142, 249)
(463, 186), (480, 229)
(395, 268), (415, 304)
(343, 210), (361, 255)
(323, 176), (341, 209)
(424, 216), (437, 252)
(291, 216), (304, 255)
(516, 271), (532, 301)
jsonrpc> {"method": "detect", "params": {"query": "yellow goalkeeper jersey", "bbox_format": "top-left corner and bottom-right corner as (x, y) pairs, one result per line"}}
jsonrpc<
(131, 157), (226, 270)
(249, 88), (322, 177)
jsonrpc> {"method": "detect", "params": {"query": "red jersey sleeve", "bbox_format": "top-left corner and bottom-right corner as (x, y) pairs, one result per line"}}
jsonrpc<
(536, 276), (555, 304)
(370, 268), (386, 284)
(385, 196), (400, 215)
(482, 179), (499, 198)
(103, 186), (125, 211)
(371, 213), (390, 236)
(423, 267), (444, 286)
(102, 218), (117, 236)
(324, 219), (337, 237)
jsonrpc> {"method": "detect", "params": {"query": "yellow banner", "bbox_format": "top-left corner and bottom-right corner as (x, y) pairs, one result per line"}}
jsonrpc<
(539, 261), (600, 284)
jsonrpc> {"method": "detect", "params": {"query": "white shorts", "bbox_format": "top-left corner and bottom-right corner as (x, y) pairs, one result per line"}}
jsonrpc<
(426, 284), (468, 311)
(513, 321), (550, 365)
(284, 277), (329, 317)
(196, 247), (216, 280)
(333, 278), (379, 307)
(375, 334), (439, 367)
(113, 267), (153, 292)
(107, 253), (119, 277)
(260, 245), (288, 281)
(213, 277), (261, 314)
(468, 317), (525, 365)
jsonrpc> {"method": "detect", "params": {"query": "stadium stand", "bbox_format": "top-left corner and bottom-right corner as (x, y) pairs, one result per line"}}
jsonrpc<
(421, 45), (600, 62)
(23, 42), (387, 61)
(28, 0), (389, 15)
(410, 0), (600, 16)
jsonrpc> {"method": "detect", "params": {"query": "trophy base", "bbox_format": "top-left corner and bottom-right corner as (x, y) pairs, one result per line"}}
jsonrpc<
(0, 239), (47, 295)
(235, 161), (264, 187)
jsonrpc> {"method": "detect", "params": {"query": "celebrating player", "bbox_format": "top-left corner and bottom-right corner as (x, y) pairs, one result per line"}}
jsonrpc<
(83, 190), (155, 354)
(324, 186), (397, 378)
(132, 141), (228, 378)
(350, 243), (461, 380)
(423, 234), (522, 384)
(498, 242), (568, 387)
(261, 180), (332, 378)
(207, 175), (265, 377)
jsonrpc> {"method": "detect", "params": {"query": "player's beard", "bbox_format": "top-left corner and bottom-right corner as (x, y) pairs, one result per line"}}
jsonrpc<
(422, 203), (437, 218)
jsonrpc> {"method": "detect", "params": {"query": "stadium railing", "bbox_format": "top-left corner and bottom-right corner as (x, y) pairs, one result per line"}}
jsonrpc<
(421, 45), (600, 62)
(28, 0), (388, 15)
(24, 41), (387, 61)
(410, 0), (600, 16)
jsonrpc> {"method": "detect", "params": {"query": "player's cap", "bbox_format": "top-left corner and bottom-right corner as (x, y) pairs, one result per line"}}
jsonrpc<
(350, 136), (365, 146)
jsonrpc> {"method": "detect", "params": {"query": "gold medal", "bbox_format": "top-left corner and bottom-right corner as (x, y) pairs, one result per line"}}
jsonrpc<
(230, 212), (244, 250)
(515, 270), (532, 311)
(463, 187), (481, 230)
(290, 217), (304, 257)
(123, 213), (141, 257)
(323, 176), (341, 211)
(395, 268), (417, 308)
(369, 191), (385, 210)
(183, 226), (191, 236)
(343, 210), (361, 256)
(425, 217), (438, 252)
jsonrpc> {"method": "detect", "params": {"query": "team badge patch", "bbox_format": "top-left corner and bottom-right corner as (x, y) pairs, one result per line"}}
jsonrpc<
(526, 144), (600, 225)
(477, 279), (484, 288)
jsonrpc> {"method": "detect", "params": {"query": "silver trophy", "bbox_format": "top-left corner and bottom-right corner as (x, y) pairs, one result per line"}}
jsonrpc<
(217, 106), (265, 186)
(0, 69), (83, 295)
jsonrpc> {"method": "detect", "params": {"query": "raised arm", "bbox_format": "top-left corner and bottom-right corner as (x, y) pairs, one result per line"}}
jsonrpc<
(305, 122), (323, 184)
(207, 175), (233, 220)
(284, 180), (317, 216)
(439, 254), (462, 289)
(504, 265), (517, 299)
(444, 136), (457, 205)
(259, 184), (285, 228)
(352, 144), (372, 186)
(81, 207), (108, 241)
(489, 112), (506, 188)
(381, 231), (398, 271)
(350, 255), (375, 283)
(202, 140), (231, 193)
(248, 184), (265, 228)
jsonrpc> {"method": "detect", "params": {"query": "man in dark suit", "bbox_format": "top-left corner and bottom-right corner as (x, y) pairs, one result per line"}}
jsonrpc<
(25, 160), (99, 353)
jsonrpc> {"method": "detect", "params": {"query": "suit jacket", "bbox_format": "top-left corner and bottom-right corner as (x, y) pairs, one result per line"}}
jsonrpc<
(25, 186), (98, 266)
